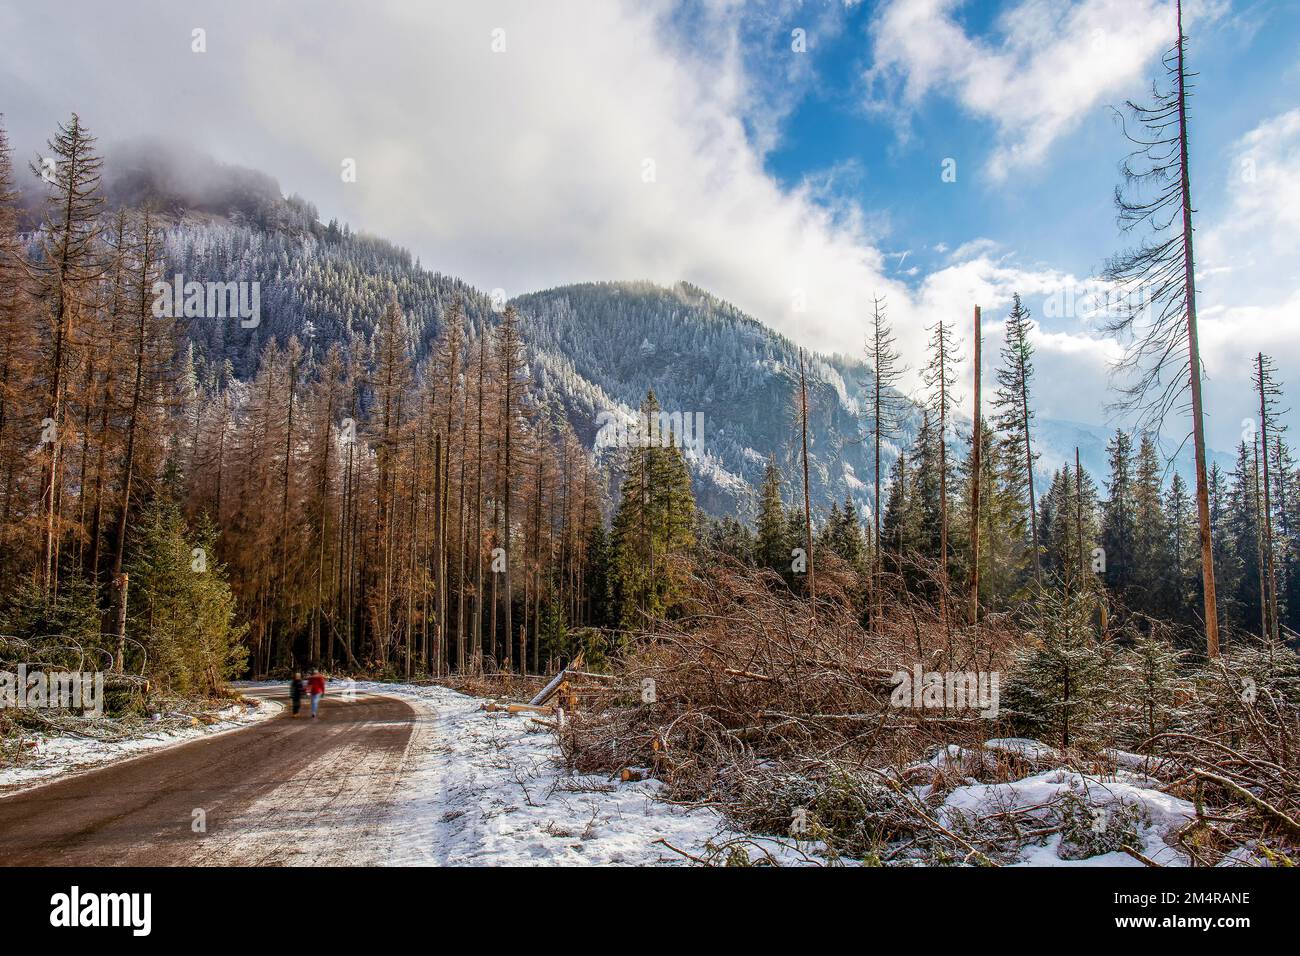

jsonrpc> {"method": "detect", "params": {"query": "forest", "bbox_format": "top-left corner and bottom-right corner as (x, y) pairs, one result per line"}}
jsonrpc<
(1, 3), (1298, 867)
(2, 117), (1294, 687)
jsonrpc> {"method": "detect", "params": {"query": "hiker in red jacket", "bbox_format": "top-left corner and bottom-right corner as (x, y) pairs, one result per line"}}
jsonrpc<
(306, 671), (326, 718)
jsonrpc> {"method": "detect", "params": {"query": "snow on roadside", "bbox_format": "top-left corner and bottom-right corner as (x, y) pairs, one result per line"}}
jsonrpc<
(0, 696), (281, 793)
(342, 681), (816, 866)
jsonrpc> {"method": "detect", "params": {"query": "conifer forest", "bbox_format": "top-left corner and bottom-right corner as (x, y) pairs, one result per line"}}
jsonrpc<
(1, 0), (1298, 904)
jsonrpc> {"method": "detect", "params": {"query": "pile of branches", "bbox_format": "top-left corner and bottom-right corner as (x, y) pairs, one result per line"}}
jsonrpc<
(0, 633), (151, 713)
(0, 632), (121, 674)
(556, 557), (1300, 865)
(0, 632), (247, 764)
(555, 556), (1028, 856)
(1147, 642), (1300, 865)
(437, 670), (549, 702)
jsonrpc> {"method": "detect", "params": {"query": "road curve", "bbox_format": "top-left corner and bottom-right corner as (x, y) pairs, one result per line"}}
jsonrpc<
(0, 689), (417, 866)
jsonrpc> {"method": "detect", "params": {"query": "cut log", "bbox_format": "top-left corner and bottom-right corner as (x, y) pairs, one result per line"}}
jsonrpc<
(506, 703), (554, 715)
(529, 668), (569, 707)
(483, 700), (555, 715)
(723, 667), (774, 682)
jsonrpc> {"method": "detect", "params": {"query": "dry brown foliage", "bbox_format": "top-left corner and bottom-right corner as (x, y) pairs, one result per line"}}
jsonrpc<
(553, 556), (1300, 865)
(554, 556), (1029, 853)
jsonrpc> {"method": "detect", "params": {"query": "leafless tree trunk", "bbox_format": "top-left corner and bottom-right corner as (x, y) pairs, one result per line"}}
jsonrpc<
(969, 306), (981, 625)
(798, 348), (815, 613)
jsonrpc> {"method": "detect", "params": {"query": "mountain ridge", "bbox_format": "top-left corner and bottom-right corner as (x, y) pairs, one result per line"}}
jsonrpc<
(34, 144), (1229, 521)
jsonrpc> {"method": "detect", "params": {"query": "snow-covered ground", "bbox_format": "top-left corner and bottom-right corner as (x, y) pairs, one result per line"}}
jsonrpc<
(0, 696), (281, 793)
(939, 768), (1195, 866)
(346, 681), (805, 866)
(4, 677), (1215, 867)
(919, 738), (1197, 866)
(232, 684), (1208, 867)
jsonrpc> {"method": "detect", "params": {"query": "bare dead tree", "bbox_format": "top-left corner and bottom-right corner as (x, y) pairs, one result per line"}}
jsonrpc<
(862, 293), (908, 631)
(922, 320), (959, 614)
(1102, 0), (1219, 655)
(30, 114), (105, 600)
(969, 306), (982, 626)
(798, 348), (815, 613)
(1253, 352), (1285, 643)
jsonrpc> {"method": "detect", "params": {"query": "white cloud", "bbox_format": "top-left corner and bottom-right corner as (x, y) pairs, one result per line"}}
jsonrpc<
(1201, 108), (1300, 302)
(0, 0), (1288, 454)
(1194, 108), (1300, 447)
(864, 0), (1201, 178)
(1, 0), (913, 361)
(908, 250), (1110, 413)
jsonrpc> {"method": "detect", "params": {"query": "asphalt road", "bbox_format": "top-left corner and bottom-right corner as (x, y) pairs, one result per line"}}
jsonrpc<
(0, 689), (416, 866)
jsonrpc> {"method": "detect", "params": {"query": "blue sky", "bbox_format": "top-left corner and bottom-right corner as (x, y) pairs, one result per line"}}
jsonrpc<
(3, 0), (1298, 448)
(754, 0), (1298, 293)
(690, 0), (1300, 447)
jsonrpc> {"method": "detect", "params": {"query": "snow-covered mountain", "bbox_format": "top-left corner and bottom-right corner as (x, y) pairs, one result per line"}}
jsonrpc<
(509, 283), (1237, 515)
(92, 147), (1229, 522)
(511, 280), (915, 519)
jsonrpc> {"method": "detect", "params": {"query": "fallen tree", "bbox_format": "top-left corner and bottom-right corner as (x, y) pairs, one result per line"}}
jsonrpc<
(554, 554), (1300, 866)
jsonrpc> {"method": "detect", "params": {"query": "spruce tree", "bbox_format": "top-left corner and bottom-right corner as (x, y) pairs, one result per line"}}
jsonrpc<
(583, 522), (612, 628)
(1224, 441), (1263, 635)
(1114, 630), (1185, 750)
(836, 496), (866, 568)
(911, 410), (944, 571)
(1132, 433), (1170, 618)
(1274, 439), (1300, 633)
(880, 450), (915, 584)
(818, 500), (842, 556)
(1164, 472), (1198, 627)
(538, 595), (570, 665)
(1101, 431), (1137, 603)
(703, 514), (755, 564)
(127, 495), (248, 695)
(755, 454), (787, 572)
(993, 293), (1041, 581)
(1005, 590), (1112, 750)
(1040, 464), (1100, 592)
(1208, 461), (1235, 635)
(610, 390), (696, 629)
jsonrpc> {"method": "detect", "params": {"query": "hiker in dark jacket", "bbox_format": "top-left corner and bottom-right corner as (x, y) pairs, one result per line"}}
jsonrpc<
(289, 672), (304, 717)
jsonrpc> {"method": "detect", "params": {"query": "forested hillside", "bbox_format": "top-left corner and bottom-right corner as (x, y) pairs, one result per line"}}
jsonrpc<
(1, 117), (608, 681)
(514, 280), (913, 516)
(3, 113), (1297, 687)
(86, 146), (903, 520)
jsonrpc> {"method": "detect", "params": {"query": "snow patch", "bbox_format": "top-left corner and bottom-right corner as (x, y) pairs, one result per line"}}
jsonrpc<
(935, 749), (1195, 866)
(341, 682), (734, 866)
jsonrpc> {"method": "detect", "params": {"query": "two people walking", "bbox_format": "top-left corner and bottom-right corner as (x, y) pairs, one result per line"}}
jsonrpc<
(289, 670), (327, 718)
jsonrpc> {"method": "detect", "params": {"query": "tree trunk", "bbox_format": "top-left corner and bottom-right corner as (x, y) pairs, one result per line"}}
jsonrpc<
(969, 306), (981, 626)
(113, 573), (129, 673)
(1256, 353), (1279, 641)
(1176, 0), (1219, 657)
(798, 349), (816, 613)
